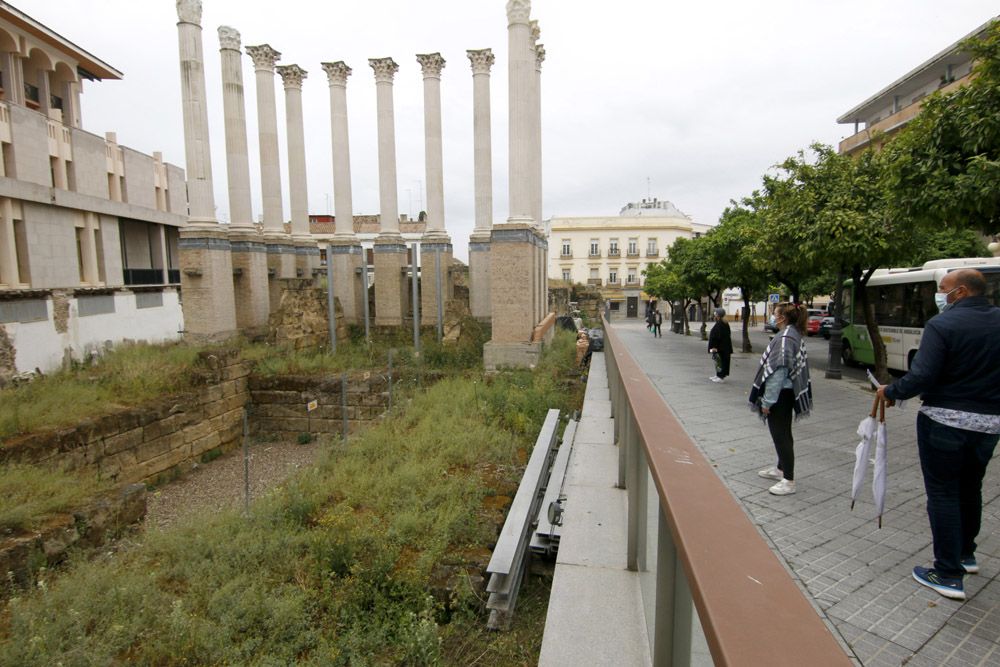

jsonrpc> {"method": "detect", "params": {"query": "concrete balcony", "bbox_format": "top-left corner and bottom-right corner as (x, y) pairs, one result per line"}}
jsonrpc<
(586, 278), (603, 286)
(608, 249), (620, 258)
(588, 251), (602, 258)
(626, 250), (640, 258)
(645, 250), (659, 258)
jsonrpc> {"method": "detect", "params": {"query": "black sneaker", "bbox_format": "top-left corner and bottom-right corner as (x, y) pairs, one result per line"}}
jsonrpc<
(912, 566), (965, 600)
(961, 557), (979, 574)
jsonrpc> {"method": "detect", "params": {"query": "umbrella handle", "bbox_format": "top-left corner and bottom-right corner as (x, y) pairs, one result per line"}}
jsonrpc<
(879, 396), (886, 423)
(869, 395), (879, 419)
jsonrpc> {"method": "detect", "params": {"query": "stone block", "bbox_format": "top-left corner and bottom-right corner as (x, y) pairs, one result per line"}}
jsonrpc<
(202, 399), (226, 419)
(203, 384), (225, 403)
(222, 364), (250, 381)
(182, 419), (213, 444)
(220, 379), (238, 398)
(223, 394), (248, 413)
(103, 427), (144, 456)
(191, 431), (222, 457)
(251, 389), (300, 404)
(135, 431), (184, 464)
(142, 413), (182, 442)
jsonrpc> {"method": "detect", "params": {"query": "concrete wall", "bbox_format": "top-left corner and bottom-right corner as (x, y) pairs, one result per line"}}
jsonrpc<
(22, 201), (79, 288)
(8, 104), (50, 186)
(68, 128), (110, 199)
(2, 288), (183, 373)
(121, 147), (156, 210)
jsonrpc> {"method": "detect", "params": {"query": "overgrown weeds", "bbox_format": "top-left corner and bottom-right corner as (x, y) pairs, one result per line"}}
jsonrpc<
(0, 329), (582, 665)
(0, 466), (110, 534)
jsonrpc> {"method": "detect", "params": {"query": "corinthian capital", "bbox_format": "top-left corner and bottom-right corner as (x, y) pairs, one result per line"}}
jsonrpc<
(246, 44), (281, 72)
(530, 20), (541, 43)
(369, 57), (399, 84)
(506, 0), (531, 25)
(467, 48), (495, 75)
(321, 61), (352, 86)
(276, 64), (308, 89)
(535, 44), (546, 70)
(218, 26), (241, 51)
(416, 52), (446, 79)
(176, 0), (202, 25)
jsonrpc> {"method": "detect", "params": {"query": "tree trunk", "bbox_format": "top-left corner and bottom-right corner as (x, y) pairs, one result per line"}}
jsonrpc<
(700, 296), (708, 340)
(854, 265), (890, 383)
(825, 269), (845, 380)
(683, 299), (691, 335)
(741, 293), (752, 353)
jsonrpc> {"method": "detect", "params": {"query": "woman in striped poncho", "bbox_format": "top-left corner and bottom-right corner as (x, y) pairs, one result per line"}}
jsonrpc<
(749, 302), (813, 496)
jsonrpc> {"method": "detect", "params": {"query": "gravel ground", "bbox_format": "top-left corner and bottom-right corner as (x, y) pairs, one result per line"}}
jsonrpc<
(144, 438), (321, 529)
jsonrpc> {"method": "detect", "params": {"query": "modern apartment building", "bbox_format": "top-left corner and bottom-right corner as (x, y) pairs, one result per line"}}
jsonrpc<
(0, 3), (187, 377)
(547, 198), (709, 317)
(836, 17), (995, 156)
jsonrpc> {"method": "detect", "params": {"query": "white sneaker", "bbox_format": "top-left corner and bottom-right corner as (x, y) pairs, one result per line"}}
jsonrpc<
(769, 479), (796, 495)
(758, 467), (783, 480)
(710, 376), (722, 382)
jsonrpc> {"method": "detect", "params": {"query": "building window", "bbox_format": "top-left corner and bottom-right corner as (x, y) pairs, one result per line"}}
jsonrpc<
(627, 268), (637, 285)
(627, 238), (638, 256)
(646, 238), (658, 257)
(589, 268), (599, 280)
(609, 269), (618, 284)
(609, 239), (619, 256)
(561, 239), (571, 256)
(589, 239), (599, 257)
(562, 270), (571, 282)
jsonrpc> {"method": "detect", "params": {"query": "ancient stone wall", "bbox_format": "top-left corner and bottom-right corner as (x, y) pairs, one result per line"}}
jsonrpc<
(0, 349), (250, 485)
(269, 278), (349, 350)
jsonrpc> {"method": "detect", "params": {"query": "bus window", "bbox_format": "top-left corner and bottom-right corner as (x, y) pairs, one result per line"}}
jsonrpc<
(901, 281), (936, 328)
(870, 284), (905, 327)
(985, 271), (1000, 307)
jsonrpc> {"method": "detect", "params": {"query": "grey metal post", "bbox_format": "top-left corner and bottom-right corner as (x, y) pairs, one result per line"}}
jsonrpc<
(361, 253), (371, 342)
(617, 390), (628, 490)
(653, 504), (694, 667)
(435, 248), (443, 342)
(411, 242), (421, 354)
(341, 372), (348, 440)
(326, 244), (337, 354)
(242, 408), (250, 516)
(626, 410), (641, 571)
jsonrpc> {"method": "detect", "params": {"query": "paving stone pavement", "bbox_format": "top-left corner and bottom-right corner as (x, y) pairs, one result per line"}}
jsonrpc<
(611, 318), (1000, 667)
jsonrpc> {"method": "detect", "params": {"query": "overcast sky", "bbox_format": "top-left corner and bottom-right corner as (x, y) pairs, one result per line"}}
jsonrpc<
(14, 1), (999, 260)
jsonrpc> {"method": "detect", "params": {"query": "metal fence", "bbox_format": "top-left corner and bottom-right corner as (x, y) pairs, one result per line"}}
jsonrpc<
(602, 314), (851, 667)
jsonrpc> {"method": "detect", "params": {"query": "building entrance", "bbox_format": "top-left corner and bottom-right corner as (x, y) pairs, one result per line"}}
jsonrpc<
(626, 297), (638, 318)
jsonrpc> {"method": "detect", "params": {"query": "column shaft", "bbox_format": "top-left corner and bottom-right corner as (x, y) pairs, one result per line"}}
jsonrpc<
(322, 62), (355, 237)
(247, 44), (284, 231)
(278, 65), (310, 239)
(176, 8), (216, 223)
(218, 27), (253, 227)
(507, 1), (533, 224)
(469, 50), (494, 234)
(370, 58), (400, 235)
(417, 53), (446, 234)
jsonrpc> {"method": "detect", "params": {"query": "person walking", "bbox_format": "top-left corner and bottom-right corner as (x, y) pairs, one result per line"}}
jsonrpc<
(748, 302), (812, 496)
(652, 309), (663, 338)
(708, 307), (732, 382)
(876, 269), (1000, 601)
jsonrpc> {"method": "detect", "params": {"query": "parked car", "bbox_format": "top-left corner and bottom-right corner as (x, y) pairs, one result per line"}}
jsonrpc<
(806, 309), (825, 336)
(820, 316), (836, 339)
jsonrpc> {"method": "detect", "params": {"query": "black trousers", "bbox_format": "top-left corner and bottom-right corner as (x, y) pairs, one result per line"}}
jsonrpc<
(716, 352), (731, 378)
(767, 389), (795, 481)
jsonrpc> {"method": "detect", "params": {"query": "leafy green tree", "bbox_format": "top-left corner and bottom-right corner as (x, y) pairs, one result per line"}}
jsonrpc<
(709, 204), (771, 352)
(902, 227), (991, 266)
(668, 237), (724, 339)
(644, 259), (695, 335)
(883, 19), (1000, 234)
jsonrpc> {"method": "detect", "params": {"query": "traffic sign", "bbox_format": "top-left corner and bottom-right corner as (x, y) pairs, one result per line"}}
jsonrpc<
(769, 293), (780, 303)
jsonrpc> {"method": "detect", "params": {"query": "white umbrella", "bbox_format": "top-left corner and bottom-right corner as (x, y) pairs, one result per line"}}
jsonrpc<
(872, 400), (888, 528)
(851, 396), (880, 512)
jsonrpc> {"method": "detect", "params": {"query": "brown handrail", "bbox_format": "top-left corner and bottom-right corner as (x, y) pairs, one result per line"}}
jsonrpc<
(603, 316), (851, 666)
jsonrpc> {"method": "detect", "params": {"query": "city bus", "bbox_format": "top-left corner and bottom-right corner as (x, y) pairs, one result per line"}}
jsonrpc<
(838, 257), (1000, 373)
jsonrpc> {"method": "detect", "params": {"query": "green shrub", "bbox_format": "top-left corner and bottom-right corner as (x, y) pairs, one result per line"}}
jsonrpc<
(0, 466), (109, 533)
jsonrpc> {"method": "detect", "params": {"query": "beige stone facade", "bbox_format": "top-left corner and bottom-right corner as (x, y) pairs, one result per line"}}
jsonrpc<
(0, 6), (187, 375)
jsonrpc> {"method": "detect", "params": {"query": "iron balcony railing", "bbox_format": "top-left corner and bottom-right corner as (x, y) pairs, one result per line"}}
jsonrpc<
(602, 313), (851, 667)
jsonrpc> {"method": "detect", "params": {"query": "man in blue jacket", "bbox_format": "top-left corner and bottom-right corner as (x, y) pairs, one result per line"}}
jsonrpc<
(877, 269), (1000, 601)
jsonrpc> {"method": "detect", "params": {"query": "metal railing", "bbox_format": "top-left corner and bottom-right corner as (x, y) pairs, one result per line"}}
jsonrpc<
(602, 314), (851, 667)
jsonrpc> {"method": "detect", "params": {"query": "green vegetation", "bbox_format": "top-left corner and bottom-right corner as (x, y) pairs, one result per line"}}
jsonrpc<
(0, 466), (110, 533)
(0, 342), (203, 440)
(0, 329), (582, 665)
(643, 19), (1000, 380)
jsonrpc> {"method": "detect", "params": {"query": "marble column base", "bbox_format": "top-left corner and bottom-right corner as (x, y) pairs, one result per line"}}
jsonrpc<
(373, 234), (408, 327)
(229, 228), (269, 334)
(327, 238), (364, 324)
(178, 227), (238, 341)
(420, 236), (452, 328)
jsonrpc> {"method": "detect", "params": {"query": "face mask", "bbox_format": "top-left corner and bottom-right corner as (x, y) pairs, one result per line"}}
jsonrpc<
(934, 287), (960, 313)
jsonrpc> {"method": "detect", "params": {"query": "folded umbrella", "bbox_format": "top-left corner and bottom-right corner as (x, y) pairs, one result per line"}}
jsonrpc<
(851, 395), (880, 511)
(872, 399), (888, 528)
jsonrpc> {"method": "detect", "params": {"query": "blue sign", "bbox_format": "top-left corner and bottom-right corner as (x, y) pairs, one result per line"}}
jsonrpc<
(769, 293), (780, 303)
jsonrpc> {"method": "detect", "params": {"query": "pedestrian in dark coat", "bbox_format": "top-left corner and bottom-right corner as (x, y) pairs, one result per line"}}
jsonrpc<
(708, 307), (733, 382)
(877, 269), (1000, 602)
(652, 309), (663, 337)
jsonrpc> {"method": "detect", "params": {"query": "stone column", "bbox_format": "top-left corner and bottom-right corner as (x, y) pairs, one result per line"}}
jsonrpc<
(277, 64), (318, 277)
(485, 0), (550, 370)
(369, 57), (406, 326)
(416, 52), (452, 327)
(467, 48), (494, 321)
(219, 26), (268, 333)
(321, 61), (364, 324)
(175, 0), (237, 340)
(246, 43), (293, 312)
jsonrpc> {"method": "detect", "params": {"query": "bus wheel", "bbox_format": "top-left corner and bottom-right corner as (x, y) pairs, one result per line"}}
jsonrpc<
(841, 341), (856, 367)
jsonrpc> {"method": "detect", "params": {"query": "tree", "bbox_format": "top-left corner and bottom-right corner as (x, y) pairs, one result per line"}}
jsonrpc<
(902, 227), (991, 266)
(883, 19), (1000, 235)
(643, 260), (695, 335)
(709, 204), (771, 352)
(668, 237), (724, 339)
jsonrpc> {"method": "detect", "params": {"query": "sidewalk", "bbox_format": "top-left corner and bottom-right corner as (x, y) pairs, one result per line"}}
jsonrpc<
(617, 319), (1000, 666)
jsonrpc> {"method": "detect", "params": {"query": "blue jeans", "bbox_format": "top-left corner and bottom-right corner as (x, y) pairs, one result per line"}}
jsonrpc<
(916, 412), (999, 578)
